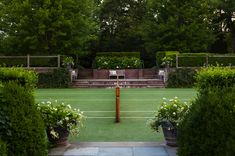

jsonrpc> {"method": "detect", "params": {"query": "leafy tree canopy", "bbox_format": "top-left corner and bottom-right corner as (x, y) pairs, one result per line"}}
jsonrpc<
(0, 0), (98, 55)
(97, 0), (147, 52)
(143, 0), (215, 53)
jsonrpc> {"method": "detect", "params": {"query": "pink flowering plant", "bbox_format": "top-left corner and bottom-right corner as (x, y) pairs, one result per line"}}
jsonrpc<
(36, 100), (84, 138)
(150, 97), (189, 132)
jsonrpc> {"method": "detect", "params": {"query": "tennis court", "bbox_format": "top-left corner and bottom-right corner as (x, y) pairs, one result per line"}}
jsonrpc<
(35, 88), (197, 142)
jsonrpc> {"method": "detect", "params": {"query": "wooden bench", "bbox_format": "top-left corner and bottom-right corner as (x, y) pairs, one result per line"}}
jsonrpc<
(109, 70), (125, 79)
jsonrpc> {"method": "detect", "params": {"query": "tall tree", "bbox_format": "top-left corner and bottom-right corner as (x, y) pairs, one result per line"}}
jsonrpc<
(0, 0), (97, 55)
(212, 0), (235, 53)
(98, 0), (147, 52)
(143, 0), (215, 53)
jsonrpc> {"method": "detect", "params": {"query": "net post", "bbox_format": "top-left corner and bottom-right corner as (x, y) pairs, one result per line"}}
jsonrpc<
(116, 77), (120, 123)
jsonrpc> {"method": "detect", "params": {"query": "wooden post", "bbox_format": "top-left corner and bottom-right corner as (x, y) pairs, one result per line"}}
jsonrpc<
(27, 54), (30, 68)
(58, 55), (61, 68)
(116, 78), (120, 123)
(176, 54), (178, 68)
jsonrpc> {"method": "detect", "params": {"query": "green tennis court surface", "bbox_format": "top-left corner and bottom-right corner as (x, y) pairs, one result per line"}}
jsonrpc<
(35, 88), (197, 142)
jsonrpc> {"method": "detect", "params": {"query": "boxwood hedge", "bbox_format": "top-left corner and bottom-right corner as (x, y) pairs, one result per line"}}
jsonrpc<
(0, 68), (47, 156)
(178, 87), (235, 156)
(178, 67), (235, 156)
(96, 52), (140, 58)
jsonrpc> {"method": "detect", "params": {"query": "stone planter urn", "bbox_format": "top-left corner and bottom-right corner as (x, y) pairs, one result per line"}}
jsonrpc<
(161, 122), (177, 147)
(46, 126), (69, 146)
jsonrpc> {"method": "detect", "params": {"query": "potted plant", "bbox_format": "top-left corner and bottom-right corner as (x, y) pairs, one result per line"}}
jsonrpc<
(37, 100), (84, 146)
(149, 97), (189, 146)
(62, 56), (74, 69)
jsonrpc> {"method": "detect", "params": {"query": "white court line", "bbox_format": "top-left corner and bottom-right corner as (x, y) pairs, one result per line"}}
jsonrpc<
(36, 98), (191, 101)
(87, 117), (152, 119)
(84, 111), (155, 113)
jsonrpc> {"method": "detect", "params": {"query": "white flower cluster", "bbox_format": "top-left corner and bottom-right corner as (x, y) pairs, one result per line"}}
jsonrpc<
(150, 96), (190, 132)
(37, 99), (85, 137)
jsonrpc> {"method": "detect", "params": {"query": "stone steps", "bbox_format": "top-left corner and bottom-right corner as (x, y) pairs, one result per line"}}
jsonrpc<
(71, 79), (165, 88)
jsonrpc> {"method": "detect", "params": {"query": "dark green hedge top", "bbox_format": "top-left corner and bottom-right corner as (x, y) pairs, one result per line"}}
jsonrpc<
(156, 51), (179, 57)
(0, 68), (37, 90)
(195, 67), (235, 91)
(96, 52), (140, 58)
(178, 53), (209, 56)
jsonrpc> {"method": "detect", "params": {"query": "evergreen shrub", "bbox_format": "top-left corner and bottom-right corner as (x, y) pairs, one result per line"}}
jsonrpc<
(166, 68), (197, 88)
(0, 67), (37, 90)
(38, 68), (70, 88)
(0, 139), (7, 156)
(177, 87), (235, 156)
(0, 81), (47, 156)
(195, 67), (235, 92)
(156, 52), (166, 67)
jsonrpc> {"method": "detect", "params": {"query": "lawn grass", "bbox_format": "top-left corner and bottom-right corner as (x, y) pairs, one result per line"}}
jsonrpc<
(35, 88), (197, 142)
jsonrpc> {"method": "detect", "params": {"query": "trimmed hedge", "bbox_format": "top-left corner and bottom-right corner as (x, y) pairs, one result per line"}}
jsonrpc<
(29, 57), (58, 67)
(37, 68), (70, 88)
(156, 51), (179, 67)
(94, 56), (142, 69)
(195, 67), (235, 92)
(0, 58), (27, 67)
(96, 52), (140, 58)
(0, 82), (47, 156)
(178, 53), (208, 67)
(178, 87), (235, 156)
(166, 68), (197, 88)
(208, 56), (235, 66)
(177, 53), (235, 67)
(0, 57), (58, 67)
(0, 67), (38, 90)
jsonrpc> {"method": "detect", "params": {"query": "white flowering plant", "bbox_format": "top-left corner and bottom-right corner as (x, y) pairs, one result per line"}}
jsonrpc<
(150, 97), (189, 132)
(62, 56), (74, 66)
(36, 100), (84, 138)
(161, 56), (173, 66)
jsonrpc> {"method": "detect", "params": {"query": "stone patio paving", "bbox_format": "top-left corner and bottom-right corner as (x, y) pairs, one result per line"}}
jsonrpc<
(49, 142), (177, 156)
